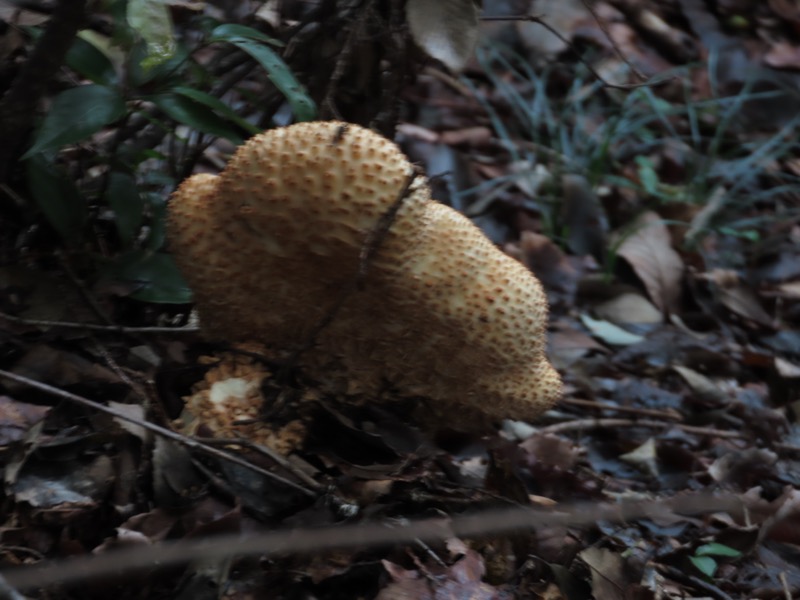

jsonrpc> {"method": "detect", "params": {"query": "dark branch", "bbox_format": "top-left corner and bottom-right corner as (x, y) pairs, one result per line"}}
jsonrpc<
(0, 0), (88, 183)
(0, 493), (741, 591)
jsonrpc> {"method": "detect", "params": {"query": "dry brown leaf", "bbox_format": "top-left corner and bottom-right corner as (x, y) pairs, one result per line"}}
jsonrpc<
(561, 174), (608, 261)
(594, 292), (662, 324)
(673, 366), (728, 403)
(704, 269), (774, 327)
(764, 41), (800, 71)
(775, 357), (800, 378)
(776, 281), (800, 298)
(616, 211), (683, 314)
(549, 321), (609, 368)
(517, 0), (587, 57)
(0, 396), (49, 445)
(580, 547), (628, 600)
(405, 0), (479, 72)
(515, 231), (579, 296)
(620, 437), (659, 477)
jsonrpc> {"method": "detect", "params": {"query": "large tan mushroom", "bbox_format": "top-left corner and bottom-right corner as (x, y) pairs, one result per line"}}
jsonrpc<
(168, 121), (561, 426)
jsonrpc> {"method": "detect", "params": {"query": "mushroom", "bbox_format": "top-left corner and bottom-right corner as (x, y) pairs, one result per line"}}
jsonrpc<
(174, 343), (306, 454)
(168, 121), (561, 427)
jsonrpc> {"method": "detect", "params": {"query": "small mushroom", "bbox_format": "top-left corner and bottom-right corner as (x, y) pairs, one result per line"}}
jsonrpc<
(168, 121), (561, 427)
(174, 343), (306, 454)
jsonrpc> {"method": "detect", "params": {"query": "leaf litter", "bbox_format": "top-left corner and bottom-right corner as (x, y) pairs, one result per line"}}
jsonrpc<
(1, 0), (800, 598)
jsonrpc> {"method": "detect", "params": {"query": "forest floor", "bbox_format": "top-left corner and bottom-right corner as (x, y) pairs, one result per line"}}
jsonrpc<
(0, 0), (799, 598)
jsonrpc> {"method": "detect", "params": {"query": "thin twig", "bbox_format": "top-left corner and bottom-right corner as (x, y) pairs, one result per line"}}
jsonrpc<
(0, 575), (25, 600)
(0, 0), (88, 181)
(415, 539), (448, 569)
(580, 0), (647, 81)
(0, 310), (200, 334)
(89, 338), (150, 403)
(480, 14), (672, 90)
(358, 172), (417, 281)
(423, 66), (474, 98)
(0, 369), (318, 499)
(200, 436), (323, 492)
(780, 571), (792, 600)
(756, 490), (800, 545)
(56, 250), (116, 327)
(561, 398), (682, 421)
(287, 169), (418, 363)
(539, 418), (744, 439)
(0, 493), (741, 591)
(321, 1), (372, 120)
(656, 564), (737, 600)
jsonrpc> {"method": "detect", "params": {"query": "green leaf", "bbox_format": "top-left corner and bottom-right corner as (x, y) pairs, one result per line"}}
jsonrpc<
(635, 156), (659, 196)
(26, 26), (117, 85)
(718, 226), (760, 242)
(143, 190), (170, 251)
(23, 85), (125, 158)
(150, 93), (245, 144)
(107, 251), (193, 304)
(695, 543), (742, 558)
(172, 86), (261, 135)
(128, 41), (189, 87)
(105, 172), (145, 247)
(209, 23), (282, 46)
(25, 155), (87, 246)
(220, 37), (316, 121)
(66, 35), (117, 85)
(126, 0), (176, 70)
(688, 555), (718, 578)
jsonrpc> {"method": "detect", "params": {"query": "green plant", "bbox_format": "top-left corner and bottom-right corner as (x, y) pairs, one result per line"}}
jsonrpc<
(688, 542), (742, 578)
(465, 40), (800, 249)
(18, 1), (317, 303)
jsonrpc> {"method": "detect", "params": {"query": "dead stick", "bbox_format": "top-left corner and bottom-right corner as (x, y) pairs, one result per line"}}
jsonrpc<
(539, 417), (744, 439)
(286, 169), (418, 364)
(0, 310), (200, 334)
(0, 369), (317, 499)
(0, 493), (741, 591)
(561, 398), (682, 421)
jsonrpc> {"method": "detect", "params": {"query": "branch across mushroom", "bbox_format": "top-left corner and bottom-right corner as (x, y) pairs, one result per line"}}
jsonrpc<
(168, 121), (561, 426)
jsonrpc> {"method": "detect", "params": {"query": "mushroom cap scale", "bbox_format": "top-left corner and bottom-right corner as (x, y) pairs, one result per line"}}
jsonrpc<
(168, 121), (561, 425)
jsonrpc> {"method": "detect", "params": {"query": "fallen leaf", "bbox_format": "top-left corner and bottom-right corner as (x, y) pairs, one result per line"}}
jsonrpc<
(405, 0), (479, 72)
(764, 41), (800, 70)
(620, 437), (659, 477)
(616, 211), (684, 314)
(580, 314), (645, 346)
(109, 401), (149, 442)
(514, 231), (580, 299)
(521, 433), (580, 471)
(561, 174), (608, 261)
(549, 321), (609, 368)
(509, 161), (551, 198)
(12, 455), (114, 508)
(594, 292), (663, 324)
(704, 269), (774, 327)
(517, 0), (588, 57)
(775, 357), (800, 378)
(0, 396), (49, 446)
(708, 449), (778, 486)
(580, 547), (628, 600)
(439, 126), (492, 146)
(673, 366), (728, 404)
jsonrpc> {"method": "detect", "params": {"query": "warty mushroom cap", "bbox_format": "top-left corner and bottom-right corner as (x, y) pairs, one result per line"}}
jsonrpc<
(167, 121), (561, 426)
